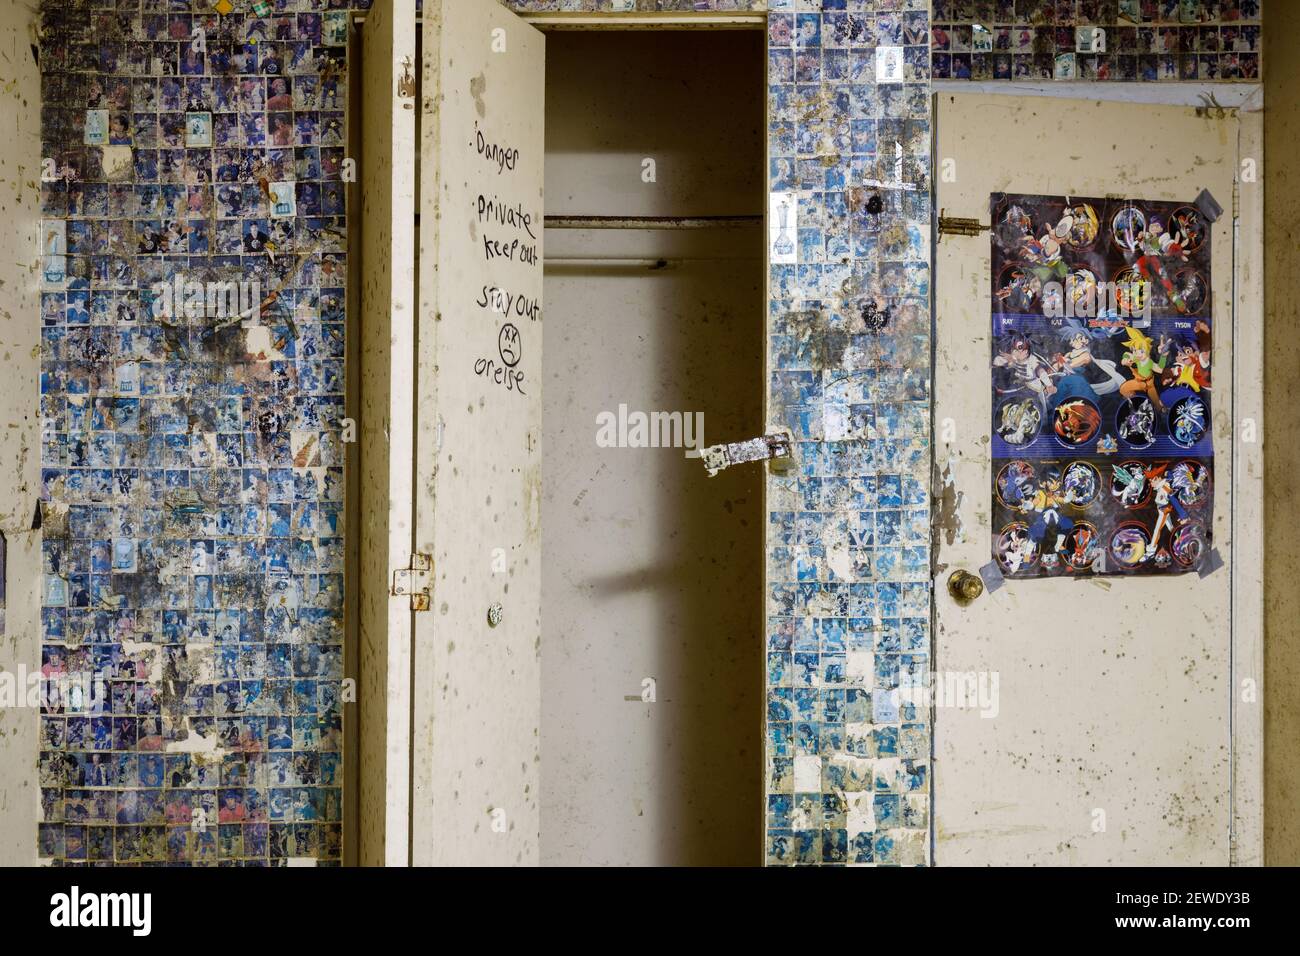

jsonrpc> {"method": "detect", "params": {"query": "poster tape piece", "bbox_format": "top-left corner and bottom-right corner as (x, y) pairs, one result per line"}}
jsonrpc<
(1195, 188), (1224, 223)
(1198, 547), (1224, 578)
(978, 561), (1006, 594)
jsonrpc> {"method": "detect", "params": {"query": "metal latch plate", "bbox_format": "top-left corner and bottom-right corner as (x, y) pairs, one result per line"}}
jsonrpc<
(700, 429), (793, 477)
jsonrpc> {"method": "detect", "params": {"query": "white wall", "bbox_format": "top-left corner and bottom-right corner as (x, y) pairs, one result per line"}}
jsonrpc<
(0, 0), (43, 865)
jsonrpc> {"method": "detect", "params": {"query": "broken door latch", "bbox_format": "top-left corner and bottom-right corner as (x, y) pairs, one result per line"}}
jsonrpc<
(392, 552), (433, 610)
(700, 430), (793, 477)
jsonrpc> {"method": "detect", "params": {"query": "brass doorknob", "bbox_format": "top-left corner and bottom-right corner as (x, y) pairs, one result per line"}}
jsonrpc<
(948, 569), (984, 605)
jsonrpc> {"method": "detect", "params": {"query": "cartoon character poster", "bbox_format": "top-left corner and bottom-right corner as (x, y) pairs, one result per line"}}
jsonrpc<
(989, 192), (1213, 578)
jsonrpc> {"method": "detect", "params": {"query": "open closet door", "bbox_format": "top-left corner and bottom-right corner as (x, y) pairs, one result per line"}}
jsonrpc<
(413, 0), (546, 865)
(357, 0), (417, 866)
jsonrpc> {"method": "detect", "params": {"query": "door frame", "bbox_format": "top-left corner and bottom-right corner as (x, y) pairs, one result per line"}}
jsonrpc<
(0, 0), (43, 866)
(1232, 97), (1265, 867)
(351, 0), (420, 867)
(929, 85), (1265, 866)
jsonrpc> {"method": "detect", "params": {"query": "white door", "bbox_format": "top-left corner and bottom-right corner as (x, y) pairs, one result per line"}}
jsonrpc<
(411, 0), (546, 866)
(933, 94), (1238, 865)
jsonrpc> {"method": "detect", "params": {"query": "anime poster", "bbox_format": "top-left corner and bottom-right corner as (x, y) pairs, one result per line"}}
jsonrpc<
(989, 192), (1213, 578)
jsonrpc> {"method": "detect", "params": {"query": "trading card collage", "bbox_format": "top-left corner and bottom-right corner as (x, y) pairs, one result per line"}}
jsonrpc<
(34, 0), (362, 865)
(932, 0), (1262, 82)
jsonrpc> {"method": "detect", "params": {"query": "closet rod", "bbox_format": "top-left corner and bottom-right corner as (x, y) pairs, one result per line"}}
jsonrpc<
(413, 215), (761, 230)
(544, 215), (762, 230)
(544, 256), (745, 266)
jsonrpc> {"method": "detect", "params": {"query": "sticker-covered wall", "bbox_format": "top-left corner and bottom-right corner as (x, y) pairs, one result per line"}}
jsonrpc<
(933, 0), (1263, 82)
(761, 0), (934, 867)
(35, 0), (368, 865)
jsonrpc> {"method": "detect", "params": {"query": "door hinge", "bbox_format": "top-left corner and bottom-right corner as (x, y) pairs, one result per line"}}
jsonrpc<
(937, 212), (990, 238)
(392, 552), (433, 611)
(700, 429), (793, 477)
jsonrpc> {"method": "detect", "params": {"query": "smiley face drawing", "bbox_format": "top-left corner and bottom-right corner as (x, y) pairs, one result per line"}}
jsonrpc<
(498, 323), (522, 368)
